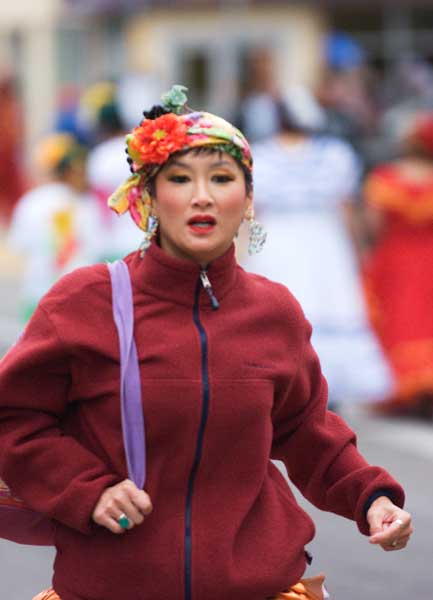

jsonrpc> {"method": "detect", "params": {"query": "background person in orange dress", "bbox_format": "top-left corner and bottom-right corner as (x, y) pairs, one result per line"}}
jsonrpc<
(0, 74), (25, 226)
(363, 111), (433, 418)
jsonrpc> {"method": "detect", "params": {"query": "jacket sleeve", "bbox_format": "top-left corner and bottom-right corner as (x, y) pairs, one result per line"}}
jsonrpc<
(271, 314), (405, 535)
(0, 303), (121, 534)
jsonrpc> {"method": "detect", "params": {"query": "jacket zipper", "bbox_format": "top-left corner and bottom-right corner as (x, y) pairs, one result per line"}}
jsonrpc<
(199, 270), (219, 311)
(184, 276), (213, 600)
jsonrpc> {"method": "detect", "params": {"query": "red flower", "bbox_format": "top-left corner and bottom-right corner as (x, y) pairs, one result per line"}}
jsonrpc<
(128, 113), (189, 165)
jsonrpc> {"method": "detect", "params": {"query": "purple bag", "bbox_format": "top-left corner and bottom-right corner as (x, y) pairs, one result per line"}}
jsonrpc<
(0, 260), (145, 545)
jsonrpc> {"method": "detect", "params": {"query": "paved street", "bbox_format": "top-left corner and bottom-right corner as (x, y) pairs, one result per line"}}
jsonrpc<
(0, 235), (23, 353)
(0, 236), (431, 599)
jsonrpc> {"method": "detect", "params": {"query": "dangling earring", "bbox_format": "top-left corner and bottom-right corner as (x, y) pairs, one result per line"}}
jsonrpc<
(246, 212), (267, 255)
(139, 215), (159, 257)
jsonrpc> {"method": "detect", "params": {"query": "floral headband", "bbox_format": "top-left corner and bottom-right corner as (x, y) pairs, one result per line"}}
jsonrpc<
(108, 85), (253, 231)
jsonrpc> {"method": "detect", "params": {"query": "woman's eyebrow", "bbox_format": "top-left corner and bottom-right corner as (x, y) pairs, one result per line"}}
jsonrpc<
(164, 160), (191, 170)
(211, 160), (236, 168)
(166, 160), (192, 169)
(166, 159), (236, 170)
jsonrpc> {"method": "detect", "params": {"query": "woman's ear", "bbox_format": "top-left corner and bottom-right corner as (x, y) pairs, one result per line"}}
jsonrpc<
(244, 195), (254, 221)
(149, 198), (158, 219)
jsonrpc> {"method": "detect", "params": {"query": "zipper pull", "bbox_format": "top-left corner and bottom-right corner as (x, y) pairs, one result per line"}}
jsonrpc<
(200, 270), (219, 311)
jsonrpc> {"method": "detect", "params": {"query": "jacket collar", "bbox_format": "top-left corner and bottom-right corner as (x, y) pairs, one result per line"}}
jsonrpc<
(128, 239), (239, 310)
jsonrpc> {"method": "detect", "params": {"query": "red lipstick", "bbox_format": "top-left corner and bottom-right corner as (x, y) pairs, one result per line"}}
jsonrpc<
(187, 214), (216, 234)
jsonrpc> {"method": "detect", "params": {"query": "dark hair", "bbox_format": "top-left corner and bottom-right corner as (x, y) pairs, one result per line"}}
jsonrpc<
(146, 146), (253, 198)
(98, 102), (124, 134)
(54, 146), (87, 177)
(142, 105), (171, 120)
(275, 98), (306, 134)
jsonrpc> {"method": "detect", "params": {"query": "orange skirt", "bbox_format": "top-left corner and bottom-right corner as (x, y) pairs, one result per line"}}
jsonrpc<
(275, 575), (328, 600)
(33, 575), (328, 600)
(33, 592), (59, 600)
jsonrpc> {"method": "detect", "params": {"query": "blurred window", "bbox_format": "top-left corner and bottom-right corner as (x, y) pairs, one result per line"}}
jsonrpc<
(57, 19), (125, 86)
(330, 6), (383, 33)
(237, 43), (276, 97)
(329, 5), (433, 69)
(173, 36), (278, 120)
(179, 48), (210, 108)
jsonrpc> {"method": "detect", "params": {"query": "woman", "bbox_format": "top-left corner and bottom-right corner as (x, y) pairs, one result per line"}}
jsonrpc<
(244, 98), (392, 409)
(363, 111), (433, 418)
(0, 86), (412, 600)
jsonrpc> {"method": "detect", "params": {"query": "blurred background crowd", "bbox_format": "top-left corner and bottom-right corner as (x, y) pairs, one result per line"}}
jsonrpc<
(1, 0), (433, 420)
(1, 4), (433, 599)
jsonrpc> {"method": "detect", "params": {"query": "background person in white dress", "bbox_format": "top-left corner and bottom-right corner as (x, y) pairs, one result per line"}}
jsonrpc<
(244, 99), (393, 407)
(8, 133), (104, 322)
(82, 81), (152, 260)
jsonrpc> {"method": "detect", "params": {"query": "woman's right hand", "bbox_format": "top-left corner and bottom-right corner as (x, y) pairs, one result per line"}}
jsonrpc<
(92, 479), (153, 534)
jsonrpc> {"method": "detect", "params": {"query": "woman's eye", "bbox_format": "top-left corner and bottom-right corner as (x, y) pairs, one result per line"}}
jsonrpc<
(168, 175), (189, 183)
(212, 174), (235, 183)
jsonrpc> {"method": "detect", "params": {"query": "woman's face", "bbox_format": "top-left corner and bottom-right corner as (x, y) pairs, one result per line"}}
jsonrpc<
(153, 151), (253, 267)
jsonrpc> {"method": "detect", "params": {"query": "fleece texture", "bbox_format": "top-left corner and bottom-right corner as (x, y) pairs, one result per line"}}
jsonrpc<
(0, 241), (404, 600)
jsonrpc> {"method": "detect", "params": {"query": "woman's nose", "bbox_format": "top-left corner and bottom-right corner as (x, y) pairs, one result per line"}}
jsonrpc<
(191, 180), (214, 207)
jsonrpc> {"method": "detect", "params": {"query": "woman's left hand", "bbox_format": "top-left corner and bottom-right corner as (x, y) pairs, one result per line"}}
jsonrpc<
(367, 495), (413, 551)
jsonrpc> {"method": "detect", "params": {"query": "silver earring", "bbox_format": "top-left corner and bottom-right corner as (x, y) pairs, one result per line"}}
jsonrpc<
(139, 215), (159, 257)
(247, 216), (267, 255)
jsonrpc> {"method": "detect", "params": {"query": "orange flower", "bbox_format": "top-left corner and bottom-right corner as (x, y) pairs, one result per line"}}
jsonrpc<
(128, 113), (189, 165)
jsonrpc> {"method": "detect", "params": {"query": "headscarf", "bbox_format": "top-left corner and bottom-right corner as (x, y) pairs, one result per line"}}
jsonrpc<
(108, 85), (253, 232)
(35, 133), (86, 175)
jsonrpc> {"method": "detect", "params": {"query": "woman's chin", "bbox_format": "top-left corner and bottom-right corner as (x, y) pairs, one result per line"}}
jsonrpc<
(160, 232), (231, 265)
(185, 241), (228, 266)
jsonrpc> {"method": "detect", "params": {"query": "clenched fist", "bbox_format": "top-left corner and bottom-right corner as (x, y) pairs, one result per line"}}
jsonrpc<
(92, 479), (153, 534)
(367, 496), (413, 551)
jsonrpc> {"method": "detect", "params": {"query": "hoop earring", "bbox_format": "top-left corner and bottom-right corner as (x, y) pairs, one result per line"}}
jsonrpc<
(247, 214), (267, 255)
(139, 215), (159, 257)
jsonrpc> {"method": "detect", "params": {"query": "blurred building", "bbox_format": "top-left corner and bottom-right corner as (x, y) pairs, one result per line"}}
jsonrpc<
(0, 2), (60, 158)
(59, 1), (326, 127)
(2, 1), (433, 153)
(327, 1), (433, 69)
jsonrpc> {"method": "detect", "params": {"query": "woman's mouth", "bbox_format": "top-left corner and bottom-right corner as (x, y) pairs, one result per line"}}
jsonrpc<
(188, 215), (216, 233)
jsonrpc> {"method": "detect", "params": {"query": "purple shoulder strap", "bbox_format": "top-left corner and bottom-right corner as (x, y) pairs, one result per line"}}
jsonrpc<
(107, 260), (146, 489)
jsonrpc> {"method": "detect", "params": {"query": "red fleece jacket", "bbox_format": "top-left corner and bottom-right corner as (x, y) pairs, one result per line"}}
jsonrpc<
(0, 241), (404, 600)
